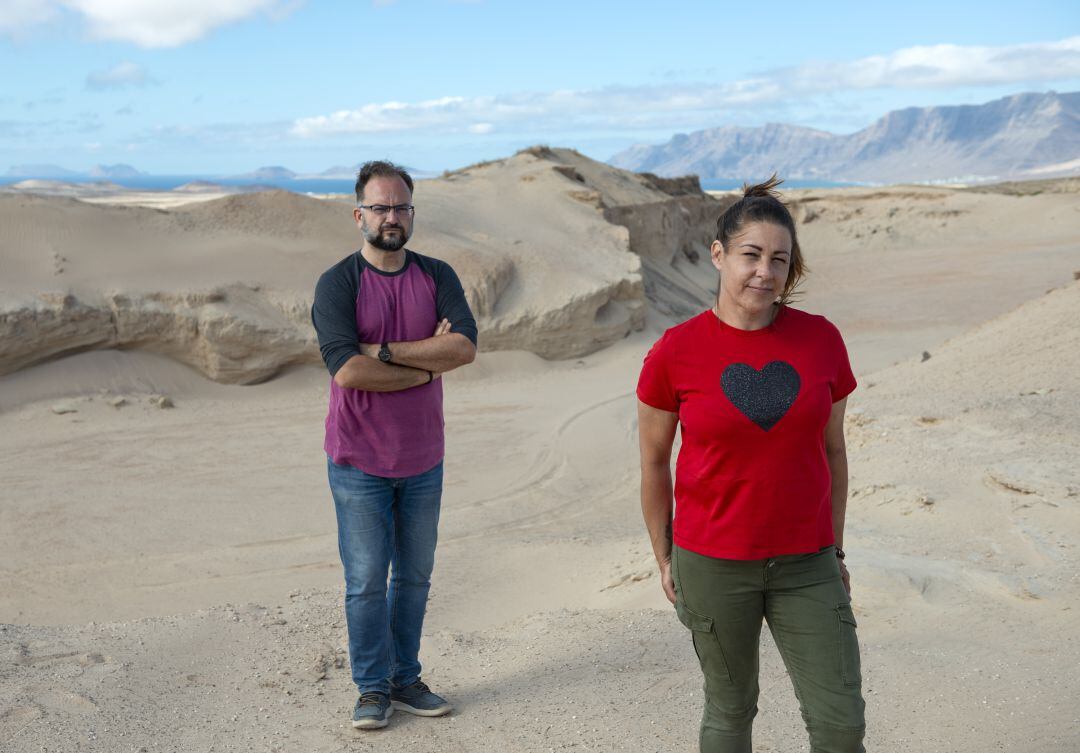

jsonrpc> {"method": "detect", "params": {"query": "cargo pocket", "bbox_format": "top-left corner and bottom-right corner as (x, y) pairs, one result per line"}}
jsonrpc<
(837, 603), (862, 687)
(676, 600), (733, 683)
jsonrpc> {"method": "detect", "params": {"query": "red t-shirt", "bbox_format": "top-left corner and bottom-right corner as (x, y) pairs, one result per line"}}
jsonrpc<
(637, 306), (856, 560)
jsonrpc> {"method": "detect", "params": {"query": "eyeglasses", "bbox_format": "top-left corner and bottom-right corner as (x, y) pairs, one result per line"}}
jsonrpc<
(358, 204), (415, 216)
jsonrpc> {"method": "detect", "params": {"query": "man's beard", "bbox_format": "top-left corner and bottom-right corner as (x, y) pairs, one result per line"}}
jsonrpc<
(362, 220), (410, 251)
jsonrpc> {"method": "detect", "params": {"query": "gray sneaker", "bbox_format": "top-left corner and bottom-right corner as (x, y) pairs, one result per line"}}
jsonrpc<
(352, 692), (394, 729)
(390, 679), (452, 717)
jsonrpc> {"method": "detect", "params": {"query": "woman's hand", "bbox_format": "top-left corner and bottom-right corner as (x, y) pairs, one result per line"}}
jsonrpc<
(659, 557), (676, 605)
(839, 559), (851, 595)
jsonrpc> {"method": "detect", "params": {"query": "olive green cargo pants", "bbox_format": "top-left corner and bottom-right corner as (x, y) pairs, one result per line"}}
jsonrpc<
(672, 545), (866, 753)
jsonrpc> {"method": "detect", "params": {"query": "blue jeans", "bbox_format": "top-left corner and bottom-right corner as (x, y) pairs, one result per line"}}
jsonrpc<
(327, 457), (444, 695)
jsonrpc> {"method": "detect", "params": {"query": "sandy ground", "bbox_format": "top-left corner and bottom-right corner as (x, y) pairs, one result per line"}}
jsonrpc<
(2, 173), (1080, 752)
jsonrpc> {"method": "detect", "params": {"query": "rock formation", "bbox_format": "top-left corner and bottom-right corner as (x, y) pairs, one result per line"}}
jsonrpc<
(0, 149), (725, 383)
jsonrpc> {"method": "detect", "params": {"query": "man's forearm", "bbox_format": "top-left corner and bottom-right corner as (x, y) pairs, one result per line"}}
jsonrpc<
(333, 354), (433, 392)
(377, 333), (476, 373)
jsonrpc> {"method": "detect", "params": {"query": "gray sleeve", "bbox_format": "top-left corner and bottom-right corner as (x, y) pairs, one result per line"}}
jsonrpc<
(434, 261), (478, 346)
(311, 262), (361, 377)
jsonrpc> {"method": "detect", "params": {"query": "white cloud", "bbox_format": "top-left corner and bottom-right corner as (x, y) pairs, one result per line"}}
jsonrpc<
(0, 0), (58, 32)
(66, 0), (299, 46)
(290, 89), (725, 138)
(86, 61), (151, 90)
(779, 36), (1080, 91)
(0, 0), (300, 47)
(291, 36), (1080, 139)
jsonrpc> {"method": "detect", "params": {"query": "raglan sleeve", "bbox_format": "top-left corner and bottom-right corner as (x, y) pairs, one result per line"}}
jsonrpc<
(311, 264), (361, 377)
(434, 260), (478, 346)
(828, 321), (857, 402)
(636, 331), (679, 413)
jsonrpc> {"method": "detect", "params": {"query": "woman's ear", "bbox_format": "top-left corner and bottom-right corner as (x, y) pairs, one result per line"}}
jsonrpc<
(710, 240), (725, 272)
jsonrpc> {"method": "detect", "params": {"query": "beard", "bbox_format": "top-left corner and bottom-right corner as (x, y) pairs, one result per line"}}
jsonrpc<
(362, 219), (410, 251)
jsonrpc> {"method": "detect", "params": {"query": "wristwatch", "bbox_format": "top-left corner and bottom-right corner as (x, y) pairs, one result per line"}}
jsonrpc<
(378, 342), (392, 363)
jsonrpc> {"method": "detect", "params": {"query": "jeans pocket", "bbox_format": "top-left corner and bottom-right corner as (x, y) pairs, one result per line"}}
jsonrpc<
(676, 600), (733, 684)
(837, 603), (862, 687)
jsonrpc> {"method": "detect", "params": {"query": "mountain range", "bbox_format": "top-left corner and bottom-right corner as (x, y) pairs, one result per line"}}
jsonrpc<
(609, 91), (1080, 184)
(5, 163), (146, 179)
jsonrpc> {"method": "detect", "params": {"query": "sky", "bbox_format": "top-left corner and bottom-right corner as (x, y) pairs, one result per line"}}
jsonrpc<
(1, 0), (1079, 175)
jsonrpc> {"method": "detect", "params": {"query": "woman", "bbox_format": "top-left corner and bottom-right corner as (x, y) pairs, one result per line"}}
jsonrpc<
(637, 177), (866, 753)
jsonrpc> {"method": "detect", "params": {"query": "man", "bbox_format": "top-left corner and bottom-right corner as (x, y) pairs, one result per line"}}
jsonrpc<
(311, 160), (477, 730)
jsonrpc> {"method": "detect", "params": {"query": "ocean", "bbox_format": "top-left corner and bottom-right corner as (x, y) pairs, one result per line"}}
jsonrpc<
(0, 175), (357, 194)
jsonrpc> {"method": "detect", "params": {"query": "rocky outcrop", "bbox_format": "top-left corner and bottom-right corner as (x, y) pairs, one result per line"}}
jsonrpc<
(0, 286), (317, 384)
(479, 277), (646, 357)
(444, 251), (516, 320)
(603, 197), (723, 266)
(2, 147), (728, 382)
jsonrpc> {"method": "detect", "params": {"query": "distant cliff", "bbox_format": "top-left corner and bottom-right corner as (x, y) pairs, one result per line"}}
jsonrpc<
(87, 163), (146, 179)
(610, 91), (1080, 183)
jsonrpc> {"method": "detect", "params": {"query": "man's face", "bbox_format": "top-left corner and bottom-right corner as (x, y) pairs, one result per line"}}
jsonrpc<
(355, 175), (413, 252)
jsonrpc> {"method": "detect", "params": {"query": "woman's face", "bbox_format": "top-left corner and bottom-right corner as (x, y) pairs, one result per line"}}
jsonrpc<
(711, 221), (792, 312)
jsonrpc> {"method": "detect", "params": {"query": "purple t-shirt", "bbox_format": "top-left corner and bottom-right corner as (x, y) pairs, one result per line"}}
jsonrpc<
(312, 250), (478, 477)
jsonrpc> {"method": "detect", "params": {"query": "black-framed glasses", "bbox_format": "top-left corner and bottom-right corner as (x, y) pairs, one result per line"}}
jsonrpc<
(358, 204), (415, 216)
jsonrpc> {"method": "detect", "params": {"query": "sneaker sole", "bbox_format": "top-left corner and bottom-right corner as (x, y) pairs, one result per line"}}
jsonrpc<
(390, 700), (452, 717)
(352, 704), (394, 729)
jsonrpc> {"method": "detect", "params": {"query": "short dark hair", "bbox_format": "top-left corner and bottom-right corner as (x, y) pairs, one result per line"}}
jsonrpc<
(355, 160), (414, 204)
(715, 174), (806, 304)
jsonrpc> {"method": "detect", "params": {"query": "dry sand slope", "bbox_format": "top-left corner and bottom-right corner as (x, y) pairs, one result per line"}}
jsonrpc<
(0, 147), (724, 382)
(1, 162), (1080, 752)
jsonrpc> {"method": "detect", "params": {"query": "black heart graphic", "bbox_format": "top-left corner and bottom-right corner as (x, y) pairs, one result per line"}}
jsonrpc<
(721, 361), (801, 431)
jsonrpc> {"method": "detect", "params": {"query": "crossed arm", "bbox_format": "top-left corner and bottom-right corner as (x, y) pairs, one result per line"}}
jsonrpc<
(638, 401), (680, 605)
(332, 318), (477, 391)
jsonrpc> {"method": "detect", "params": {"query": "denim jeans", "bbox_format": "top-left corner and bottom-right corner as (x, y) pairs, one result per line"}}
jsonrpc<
(327, 457), (444, 695)
(672, 545), (866, 753)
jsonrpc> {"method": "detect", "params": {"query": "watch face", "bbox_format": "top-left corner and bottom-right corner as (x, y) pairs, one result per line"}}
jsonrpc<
(379, 345), (392, 363)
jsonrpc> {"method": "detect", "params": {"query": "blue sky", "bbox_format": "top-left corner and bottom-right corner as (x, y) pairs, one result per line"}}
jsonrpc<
(1, 0), (1078, 174)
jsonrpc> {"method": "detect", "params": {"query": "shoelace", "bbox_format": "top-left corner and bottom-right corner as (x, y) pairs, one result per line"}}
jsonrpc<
(358, 692), (386, 707)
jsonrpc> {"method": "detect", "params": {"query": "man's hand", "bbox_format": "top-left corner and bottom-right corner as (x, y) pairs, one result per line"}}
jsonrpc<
(659, 557), (676, 605)
(427, 321), (450, 382)
(359, 341), (378, 358)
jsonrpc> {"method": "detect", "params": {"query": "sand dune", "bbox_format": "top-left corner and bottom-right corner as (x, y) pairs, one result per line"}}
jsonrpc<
(1, 149), (725, 382)
(780, 182), (1080, 371)
(1, 170), (1079, 752)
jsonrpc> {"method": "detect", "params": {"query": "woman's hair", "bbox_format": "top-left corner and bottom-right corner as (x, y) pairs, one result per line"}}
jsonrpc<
(715, 174), (806, 304)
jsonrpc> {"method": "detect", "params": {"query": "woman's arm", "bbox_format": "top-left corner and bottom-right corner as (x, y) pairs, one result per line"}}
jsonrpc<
(638, 401), (679, 604)
(824, 396), (851, 594)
